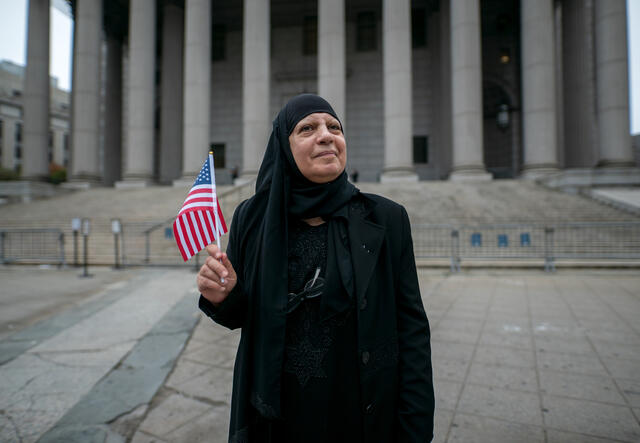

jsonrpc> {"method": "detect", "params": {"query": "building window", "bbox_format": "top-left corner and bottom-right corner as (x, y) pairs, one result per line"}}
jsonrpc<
(412, 8), (427, 48)
(303, 16), (318, 55)
(63, 132), (69, 167)
(14, 122), (22, 170)
(357, 11), (377, 52)
(210, 143), (226, 169)
(48, 131), (54, 163)
(413, 136), (428, 164)
(212, 24), (226, 61)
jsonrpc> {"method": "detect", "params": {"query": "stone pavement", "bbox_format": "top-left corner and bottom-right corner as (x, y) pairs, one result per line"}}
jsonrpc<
(1, 267), (640, 442)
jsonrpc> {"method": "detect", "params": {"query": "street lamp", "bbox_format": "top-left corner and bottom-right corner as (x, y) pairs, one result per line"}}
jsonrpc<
(497, 104), (510, 130)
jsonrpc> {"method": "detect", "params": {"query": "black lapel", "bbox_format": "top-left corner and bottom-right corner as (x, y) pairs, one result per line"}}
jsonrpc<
(348, 202), (385, 306)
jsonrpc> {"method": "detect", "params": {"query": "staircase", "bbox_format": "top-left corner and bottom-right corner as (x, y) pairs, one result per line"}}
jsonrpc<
(0, 180), (637, 265)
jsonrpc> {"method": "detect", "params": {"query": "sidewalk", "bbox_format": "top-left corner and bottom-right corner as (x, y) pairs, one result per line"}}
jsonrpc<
(1, 267), (639, 442)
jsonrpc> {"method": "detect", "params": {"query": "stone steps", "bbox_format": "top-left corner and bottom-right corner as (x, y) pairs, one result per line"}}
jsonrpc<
(0, 181), (637, 265)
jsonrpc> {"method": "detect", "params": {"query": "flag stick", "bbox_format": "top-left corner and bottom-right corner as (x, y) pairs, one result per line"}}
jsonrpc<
(209, 151), (224, 282)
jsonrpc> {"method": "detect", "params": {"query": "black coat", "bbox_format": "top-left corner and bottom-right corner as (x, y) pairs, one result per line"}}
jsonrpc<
(200, 192), (435, 442)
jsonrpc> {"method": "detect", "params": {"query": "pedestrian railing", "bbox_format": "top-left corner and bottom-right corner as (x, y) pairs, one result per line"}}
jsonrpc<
(413, 221), (640, 272)
(0, 228), (65, 266)
(2, 189), (638, 271)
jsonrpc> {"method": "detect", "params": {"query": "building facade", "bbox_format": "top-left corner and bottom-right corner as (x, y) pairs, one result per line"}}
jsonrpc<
(0, 61), (70, 174)
(17, 0), (638, 186)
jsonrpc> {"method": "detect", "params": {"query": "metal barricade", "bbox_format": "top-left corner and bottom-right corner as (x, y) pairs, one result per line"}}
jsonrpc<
(413, 222), (640, 272)
(0, 229), (65, 266)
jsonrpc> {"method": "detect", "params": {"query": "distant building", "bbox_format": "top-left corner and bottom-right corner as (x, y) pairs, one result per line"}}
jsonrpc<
(15, 0), (640, 187)
(0, 60), (70, 173)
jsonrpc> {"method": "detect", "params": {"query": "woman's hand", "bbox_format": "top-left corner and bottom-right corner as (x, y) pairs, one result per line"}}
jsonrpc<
(197, 244), (238, 306)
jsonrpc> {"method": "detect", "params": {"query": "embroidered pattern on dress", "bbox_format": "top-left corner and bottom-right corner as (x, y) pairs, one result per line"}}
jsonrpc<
(284, 221), (352, 387)
(284, 301), (352, 386)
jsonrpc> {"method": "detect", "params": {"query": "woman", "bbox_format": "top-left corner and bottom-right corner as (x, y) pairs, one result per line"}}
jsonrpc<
(197, 94), (434, 442)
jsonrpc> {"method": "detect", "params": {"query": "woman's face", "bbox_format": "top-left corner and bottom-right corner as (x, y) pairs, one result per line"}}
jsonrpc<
(288, 112), (347, 184)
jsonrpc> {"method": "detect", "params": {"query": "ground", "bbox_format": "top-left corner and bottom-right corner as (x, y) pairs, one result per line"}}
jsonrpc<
(0, 266), (639, 442)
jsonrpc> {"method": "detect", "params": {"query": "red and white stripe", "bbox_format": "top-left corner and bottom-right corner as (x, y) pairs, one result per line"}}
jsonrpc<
(173, 186), (227, 261)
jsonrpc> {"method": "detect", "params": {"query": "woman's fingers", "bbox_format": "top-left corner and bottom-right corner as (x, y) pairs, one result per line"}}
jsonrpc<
(198, 245), (238, 305)
(205, 255), (228, 279)
(197, 273), (226, 293)
(199, 263), (224, 285)
(219, 253), (237, 280)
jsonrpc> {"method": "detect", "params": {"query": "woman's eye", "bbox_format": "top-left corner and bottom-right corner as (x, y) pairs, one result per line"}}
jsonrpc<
(301, 125), (313, 132)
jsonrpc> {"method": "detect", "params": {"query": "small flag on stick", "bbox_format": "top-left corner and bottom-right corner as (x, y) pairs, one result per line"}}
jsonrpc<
(173, 152), (228, 261)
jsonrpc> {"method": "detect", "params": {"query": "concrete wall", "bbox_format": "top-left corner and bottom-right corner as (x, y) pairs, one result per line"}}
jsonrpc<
(633, 134), (640, 167)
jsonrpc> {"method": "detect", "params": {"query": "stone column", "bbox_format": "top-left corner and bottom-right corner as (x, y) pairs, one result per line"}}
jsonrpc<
(449, 0), (490, 181)
(521, 0), (558, 178)
(160, 2), (184, 184)
(103, 34), (123, 186)
(70, 0), (102, 184)
(318, 0), (345, 122)
(22, 0), (50, 180)
(179, 0), (211, 182)
(241, 0), (270, 179)
(380, 0), (417, 182)
(120, 0), (156, 185)
(595, 0), (634, 167)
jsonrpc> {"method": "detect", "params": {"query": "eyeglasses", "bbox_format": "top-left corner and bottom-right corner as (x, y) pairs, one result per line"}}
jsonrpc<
(286, 267), (324, 314)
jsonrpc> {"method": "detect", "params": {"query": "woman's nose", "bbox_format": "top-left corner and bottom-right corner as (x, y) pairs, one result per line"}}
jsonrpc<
(317, 124), (333, 143)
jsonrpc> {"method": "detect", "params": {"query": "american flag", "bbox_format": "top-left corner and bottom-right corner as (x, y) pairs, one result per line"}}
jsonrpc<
(173, 155), (228, 261)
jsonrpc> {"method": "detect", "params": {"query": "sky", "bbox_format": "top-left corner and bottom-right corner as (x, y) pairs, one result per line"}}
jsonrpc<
(0, 0), (639, 134)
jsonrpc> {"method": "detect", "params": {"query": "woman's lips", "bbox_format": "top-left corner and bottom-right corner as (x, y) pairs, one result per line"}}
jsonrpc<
(315, 151), (337, 158)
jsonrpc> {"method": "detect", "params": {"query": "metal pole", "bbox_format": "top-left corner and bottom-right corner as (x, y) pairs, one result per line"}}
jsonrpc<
(114, 233), (120, 269)
(544, 226), (555, 273)
(0, 231), (5, 264)
(73, 231), (78, 267)
(145, 231), (150, 264)
(121, 225), (126, 267)
(450, 229), (460, 273)
(59, 232), (65, 268)
(82, 234), (89, 277)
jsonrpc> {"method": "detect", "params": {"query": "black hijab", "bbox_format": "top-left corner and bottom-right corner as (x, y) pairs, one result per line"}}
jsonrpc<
(241, 94), (358, 420)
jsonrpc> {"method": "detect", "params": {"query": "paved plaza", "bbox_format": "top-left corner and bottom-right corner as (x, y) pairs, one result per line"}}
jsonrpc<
(1, 266), (639, 442)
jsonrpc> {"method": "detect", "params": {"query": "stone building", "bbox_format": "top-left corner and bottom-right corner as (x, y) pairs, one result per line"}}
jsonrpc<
(0, 60), (70, 173)
(16, 0), (639, 186)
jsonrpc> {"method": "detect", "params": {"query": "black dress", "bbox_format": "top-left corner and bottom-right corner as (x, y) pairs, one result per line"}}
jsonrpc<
(271, 220), (362, 443)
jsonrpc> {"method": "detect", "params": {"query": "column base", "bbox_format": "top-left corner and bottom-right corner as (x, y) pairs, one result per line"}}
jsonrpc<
(449, 166), (492, 182)
(379, 167), (418, 183)
(234, 172), (258, 186)
(520, 165), (560, 180)
(61, 179), (102, 191)
(596, 160), (636, 168)
(539, 167), (640, 191)
(115, 179), (152, 189)
(172, 176), (196, 188)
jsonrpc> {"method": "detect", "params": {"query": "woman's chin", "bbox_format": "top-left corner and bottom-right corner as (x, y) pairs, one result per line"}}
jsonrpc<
(307, 167), (344, 184)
